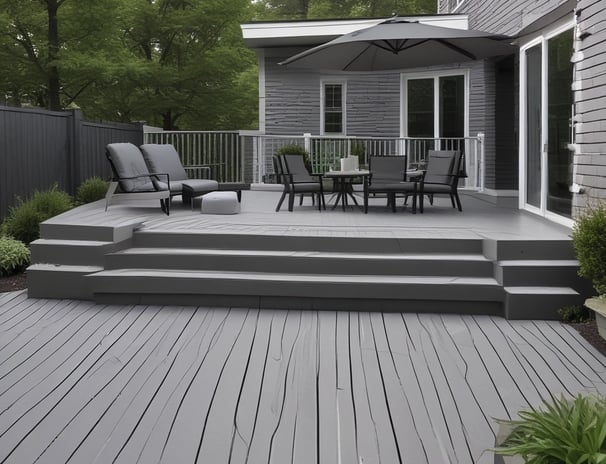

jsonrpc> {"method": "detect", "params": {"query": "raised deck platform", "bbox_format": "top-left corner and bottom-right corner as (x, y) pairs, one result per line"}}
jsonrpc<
(28, 190), (590, 319)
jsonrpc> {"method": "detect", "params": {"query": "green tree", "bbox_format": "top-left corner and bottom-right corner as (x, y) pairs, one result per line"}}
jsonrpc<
(103, 0), (256, 130)
(251, 0), (436, 20)
(0, 0), (123, 110)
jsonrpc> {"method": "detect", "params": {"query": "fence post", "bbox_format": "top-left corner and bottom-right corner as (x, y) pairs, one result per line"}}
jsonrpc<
(67, 109), (83, 195)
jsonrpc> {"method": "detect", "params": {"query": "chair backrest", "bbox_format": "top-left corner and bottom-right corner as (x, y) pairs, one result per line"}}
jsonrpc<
(369, 155), (407, 183)
(272, 155), (286, 184)
(282, 154), (315, 183)
(424, 150), (460, 185)
(140, 144), (188, 182)
(106, 143), (154, 193)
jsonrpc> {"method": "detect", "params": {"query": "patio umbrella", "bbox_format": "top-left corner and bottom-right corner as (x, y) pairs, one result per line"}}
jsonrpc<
(279, 17), (516, 71)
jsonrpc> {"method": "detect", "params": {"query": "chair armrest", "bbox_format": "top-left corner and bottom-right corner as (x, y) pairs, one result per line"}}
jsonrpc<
(114, 172), (170, 191)
(184, 165), (212, 179)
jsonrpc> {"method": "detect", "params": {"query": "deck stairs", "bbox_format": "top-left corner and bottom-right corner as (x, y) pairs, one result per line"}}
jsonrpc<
(28, 220), (591, 319)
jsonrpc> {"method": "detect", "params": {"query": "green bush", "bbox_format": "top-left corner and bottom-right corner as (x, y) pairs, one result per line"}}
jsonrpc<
(0, 236), (30, 276)
(493, 394), (606, 464)
(277, 144), (312, 172)
(572, 203), (606, 296)
(76, 177), (108, 204)
(1, 185), (73, 244)
(558, 304), (594, 323)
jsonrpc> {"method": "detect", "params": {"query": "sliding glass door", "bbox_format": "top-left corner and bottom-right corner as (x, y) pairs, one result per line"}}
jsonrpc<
(520, 23), (574, 221)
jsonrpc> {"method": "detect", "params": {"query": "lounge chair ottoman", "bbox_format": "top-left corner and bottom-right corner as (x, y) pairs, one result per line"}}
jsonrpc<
(201, 191), (241, 214)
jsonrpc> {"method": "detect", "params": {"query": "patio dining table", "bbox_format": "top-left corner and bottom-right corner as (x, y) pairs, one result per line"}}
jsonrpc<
(323, 169), (370, 210)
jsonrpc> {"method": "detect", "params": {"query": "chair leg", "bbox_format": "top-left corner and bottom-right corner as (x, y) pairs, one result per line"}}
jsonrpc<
(276, 190), (287, 212)
(450, 194), (456, 209)
(299, 193), (304, 206)
(288, 191), (295, 211)
(419, 191), (424, 213)
(454, 191), (463, 211)
(390, 193), (396, 213)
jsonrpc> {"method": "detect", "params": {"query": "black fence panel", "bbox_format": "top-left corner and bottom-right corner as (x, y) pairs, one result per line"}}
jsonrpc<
(0, 106), (142, 220)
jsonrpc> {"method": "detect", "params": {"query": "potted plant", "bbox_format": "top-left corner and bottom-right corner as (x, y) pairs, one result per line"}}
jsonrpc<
(571, 203), (606, 340)
(493, 394), (606, 464)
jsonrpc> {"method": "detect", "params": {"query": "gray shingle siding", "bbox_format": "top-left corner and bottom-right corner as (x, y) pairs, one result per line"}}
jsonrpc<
(574, 0), (606, 213)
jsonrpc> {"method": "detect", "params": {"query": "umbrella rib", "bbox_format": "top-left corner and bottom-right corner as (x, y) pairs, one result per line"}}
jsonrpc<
(435, 39), (477, 60)
(343, 43), (376, 70)
(372, 39), (408, 54)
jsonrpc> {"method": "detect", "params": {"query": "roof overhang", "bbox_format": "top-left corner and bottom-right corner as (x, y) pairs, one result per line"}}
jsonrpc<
(241, 15), (470, 49)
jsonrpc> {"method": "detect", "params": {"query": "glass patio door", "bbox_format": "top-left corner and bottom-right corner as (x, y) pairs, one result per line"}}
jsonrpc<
(520, 24), (574, 221)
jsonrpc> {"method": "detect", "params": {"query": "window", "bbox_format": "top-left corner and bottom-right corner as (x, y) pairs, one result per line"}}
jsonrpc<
(322, 82), (345, 134)
(403, 72), (467, 139)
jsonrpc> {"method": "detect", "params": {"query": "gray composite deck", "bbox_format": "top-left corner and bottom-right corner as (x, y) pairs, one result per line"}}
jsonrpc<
(1, 290), (605, 464)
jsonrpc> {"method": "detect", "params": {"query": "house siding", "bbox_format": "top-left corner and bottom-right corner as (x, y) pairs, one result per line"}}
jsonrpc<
(263, 50), (501, 184)
(439, 0), (566, 36)
(573, 0), (606, 213)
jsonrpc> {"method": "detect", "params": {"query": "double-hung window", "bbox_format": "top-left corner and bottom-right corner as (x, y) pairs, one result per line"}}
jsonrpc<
(402, 71), (468, 139)
(322, 81), (346, 135)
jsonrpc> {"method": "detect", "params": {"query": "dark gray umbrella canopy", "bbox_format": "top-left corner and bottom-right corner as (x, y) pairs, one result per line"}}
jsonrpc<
(279, 17), (516, 71)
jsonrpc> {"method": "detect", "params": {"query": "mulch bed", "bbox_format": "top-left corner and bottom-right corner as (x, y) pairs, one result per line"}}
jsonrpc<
(1, 272), (605, 356)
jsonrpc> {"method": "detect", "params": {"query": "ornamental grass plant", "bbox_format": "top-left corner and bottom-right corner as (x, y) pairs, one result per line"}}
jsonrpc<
(493, 394), (606, 464)
(0, 236), (30, 276)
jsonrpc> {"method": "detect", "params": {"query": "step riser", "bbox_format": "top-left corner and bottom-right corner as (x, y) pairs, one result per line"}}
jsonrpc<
(496, 265), (584, 287)
(105, 253), (493, 277)
(484, 240), (576, 260)
(90, 275), (504, 300)
(28, 268), (93, 300)
(134, 232), (484, 254)
(32, 242), (124, 266)
(40, 221), (142, 242)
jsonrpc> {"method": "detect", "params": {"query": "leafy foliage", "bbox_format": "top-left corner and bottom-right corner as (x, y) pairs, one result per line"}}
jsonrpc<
(494, 394), (606, 464)
(1, 185), (73, 244)
(0, 236), (30, 276)
(572, 203), (606, 296)
(76, 177), (109, 204)
(558, 305), (594, 323)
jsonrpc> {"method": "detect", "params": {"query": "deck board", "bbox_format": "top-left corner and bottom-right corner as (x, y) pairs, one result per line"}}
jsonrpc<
(1, 295), (605, 464)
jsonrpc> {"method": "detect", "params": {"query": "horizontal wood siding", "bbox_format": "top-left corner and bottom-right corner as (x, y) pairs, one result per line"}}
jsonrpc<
(440, 0), (565, 36)
(264, 52), (499, 176)
(573, 0), (606, 212)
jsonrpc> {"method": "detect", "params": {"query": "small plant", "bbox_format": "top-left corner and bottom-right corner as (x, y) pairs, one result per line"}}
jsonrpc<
(572, 203), (606, 296)
(493, 394), (606, 464)
(1, 184), (73, 244)
(76, 177), (109, 204)
(558, 304), (594, 323)
(0, 236), (30, 276)
(277, 144), (312, 171)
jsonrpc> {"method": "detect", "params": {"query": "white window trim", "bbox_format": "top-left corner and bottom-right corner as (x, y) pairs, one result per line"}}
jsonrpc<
(400, 69), (470, 139)
(518, 16), (575, 227)
(320, 80), (347, 135)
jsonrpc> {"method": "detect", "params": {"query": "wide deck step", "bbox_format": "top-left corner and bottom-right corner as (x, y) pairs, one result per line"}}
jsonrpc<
(105, 248), (493, 277)
(89, 268), (506, 314)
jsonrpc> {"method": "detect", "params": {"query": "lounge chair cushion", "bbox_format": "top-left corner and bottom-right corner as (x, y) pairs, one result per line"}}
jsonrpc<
(140, 144), (189, 184)
(425, 152), (455, 184)
(107, 143), (162, 193)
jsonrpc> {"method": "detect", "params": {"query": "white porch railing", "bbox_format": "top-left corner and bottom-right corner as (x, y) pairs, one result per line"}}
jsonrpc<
(143, 129), (485, 190)
(144, 130), (243, 183)
(253, 134), (485, 190)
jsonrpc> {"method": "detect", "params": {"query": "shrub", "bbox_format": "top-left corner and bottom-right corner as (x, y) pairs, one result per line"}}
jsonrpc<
(76, 177), (108, 204)
(1, 185), (73, 244)
(558, 304), (594, 323)
(493, 394), (606, 464)
(0, 236), (30, 276)
(572, 203), (606, 296)
(277, 144), (312, 171)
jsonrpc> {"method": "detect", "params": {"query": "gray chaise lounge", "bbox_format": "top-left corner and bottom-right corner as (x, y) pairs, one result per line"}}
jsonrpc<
(140, 144), (219, 205)
(105, 143), (171, 214)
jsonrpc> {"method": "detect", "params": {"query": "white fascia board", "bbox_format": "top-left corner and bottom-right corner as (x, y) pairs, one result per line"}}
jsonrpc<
(241, 15), (469, 48)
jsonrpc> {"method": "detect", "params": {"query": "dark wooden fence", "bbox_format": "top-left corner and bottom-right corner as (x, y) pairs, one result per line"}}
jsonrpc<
(0, 106), (143, 220)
